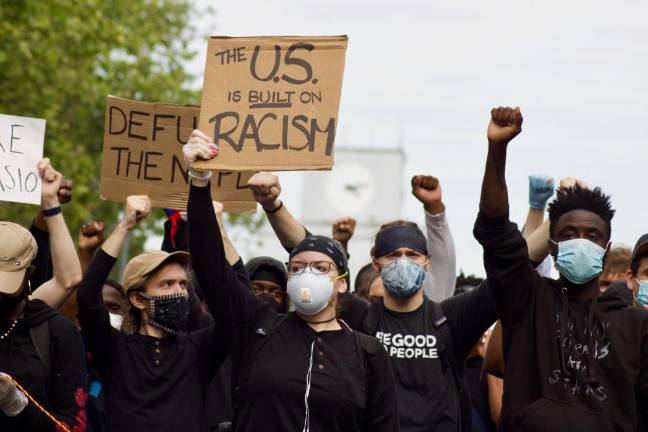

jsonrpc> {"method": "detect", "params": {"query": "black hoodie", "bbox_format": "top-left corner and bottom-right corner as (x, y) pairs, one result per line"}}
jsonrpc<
(474, 212), (648, 432)
(0, 299), (87, 431)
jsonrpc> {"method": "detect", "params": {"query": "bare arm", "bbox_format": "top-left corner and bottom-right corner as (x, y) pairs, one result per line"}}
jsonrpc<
(522, 175), (555, 238)
(479, 107), (523, 217)
(522, 208), (544, 239)
(248, 172), (307, 249)
(487, 373), (504, 426)
(30, 159), (82, 310)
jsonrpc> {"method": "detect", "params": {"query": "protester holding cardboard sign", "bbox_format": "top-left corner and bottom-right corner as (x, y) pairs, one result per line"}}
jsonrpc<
(76, 194), (229, 432)
(184, 129), (399, 432)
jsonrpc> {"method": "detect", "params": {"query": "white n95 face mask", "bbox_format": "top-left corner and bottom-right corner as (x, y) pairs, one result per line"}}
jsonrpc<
(109, 312), (124, 330)
(287, 270), (334, 316)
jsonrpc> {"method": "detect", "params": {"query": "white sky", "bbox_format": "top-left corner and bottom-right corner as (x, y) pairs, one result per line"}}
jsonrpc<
(188, 0), (648, 276)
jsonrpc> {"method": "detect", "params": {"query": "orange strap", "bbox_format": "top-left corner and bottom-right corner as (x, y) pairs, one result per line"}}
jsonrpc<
(3, 375), (70, 432)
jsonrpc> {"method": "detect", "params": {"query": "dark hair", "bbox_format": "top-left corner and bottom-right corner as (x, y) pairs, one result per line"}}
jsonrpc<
(547, 185), (615, 240)
(454, 272), (485, 295)
(370, 220), (423, 257)
(104, 279), (126, 299)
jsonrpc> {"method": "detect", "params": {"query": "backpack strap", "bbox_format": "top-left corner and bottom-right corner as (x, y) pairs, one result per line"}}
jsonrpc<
(426, 300), (472, 432)
(29, 320), (51, 378)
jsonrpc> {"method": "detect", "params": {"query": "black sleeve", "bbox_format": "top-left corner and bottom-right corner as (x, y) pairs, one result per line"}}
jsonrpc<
(441, 281), (498, 361)
(5, 315), (87, 431)
(362, 338), (399, 432)
(232, 258), (252, 290)
(77, 248), (120, 376)
(473, 212), (541, 326)
(29, 223), (53, 290)
(185, 282), (214, 332)
(188, 184), (266, 363)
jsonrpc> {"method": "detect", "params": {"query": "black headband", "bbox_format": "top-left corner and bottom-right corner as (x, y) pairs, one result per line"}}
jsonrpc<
(374, 225), (428, 258)
(289, 235), (348, 275)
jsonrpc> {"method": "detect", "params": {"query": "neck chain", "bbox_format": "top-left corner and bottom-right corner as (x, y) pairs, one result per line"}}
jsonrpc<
(0, 320), (18, 340)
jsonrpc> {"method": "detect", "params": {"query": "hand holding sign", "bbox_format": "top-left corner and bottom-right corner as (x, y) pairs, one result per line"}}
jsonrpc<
(38, 158), (63, 209)
(183, 129), (218, 166)
(119, 195), (151, 231)
(247, 172), (281, 211)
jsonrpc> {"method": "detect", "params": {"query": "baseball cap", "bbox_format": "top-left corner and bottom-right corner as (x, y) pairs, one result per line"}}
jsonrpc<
(122, 250), (190, 294)
(631, 234), (648, 270)
(0, 222), (38, 295)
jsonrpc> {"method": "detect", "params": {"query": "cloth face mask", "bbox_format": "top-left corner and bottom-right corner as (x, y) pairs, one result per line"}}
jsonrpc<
(138, 292), (189, 334)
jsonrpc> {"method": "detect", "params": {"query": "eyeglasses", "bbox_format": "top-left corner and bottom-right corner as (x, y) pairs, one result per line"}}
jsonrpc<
(285, 260), (337, 276)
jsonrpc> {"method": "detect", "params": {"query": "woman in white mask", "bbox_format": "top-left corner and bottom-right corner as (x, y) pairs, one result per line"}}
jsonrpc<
(183, 129), (398, 432)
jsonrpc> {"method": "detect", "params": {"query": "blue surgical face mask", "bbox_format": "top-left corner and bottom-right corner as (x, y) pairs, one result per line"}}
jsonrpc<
(635, 279), (648, 307)
(554, 238), (606, 285)
(380, 258), (427, 298)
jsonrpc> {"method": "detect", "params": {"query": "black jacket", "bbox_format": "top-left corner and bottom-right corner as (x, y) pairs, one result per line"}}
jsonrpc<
(474, 212), (648, 432)
(0, 299), (86, 431)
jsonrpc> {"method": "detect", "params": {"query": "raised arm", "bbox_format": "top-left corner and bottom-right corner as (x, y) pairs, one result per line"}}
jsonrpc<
(77, 196), (150, 372)
(77, 221), (105, 275)
(332, 218), (356, 253)
(184, 130), (264, 359)
(522, 175), (554, 239)
(479, 107), (522, 217)
(248, 172), (307, 249)
(30, 159), (82, 310)
(474, 107), (540, 325)
(411, 175), (457, 301)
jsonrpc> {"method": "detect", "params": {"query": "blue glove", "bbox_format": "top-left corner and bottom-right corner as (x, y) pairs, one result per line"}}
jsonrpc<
(528, 175), (555, 209)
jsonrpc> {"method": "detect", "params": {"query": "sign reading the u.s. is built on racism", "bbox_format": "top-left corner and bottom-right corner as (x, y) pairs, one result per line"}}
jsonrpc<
(194, 36), (348, 172)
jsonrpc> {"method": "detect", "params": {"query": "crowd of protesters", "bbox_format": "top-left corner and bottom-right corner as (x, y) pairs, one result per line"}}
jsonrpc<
(0, 107), (646, 432)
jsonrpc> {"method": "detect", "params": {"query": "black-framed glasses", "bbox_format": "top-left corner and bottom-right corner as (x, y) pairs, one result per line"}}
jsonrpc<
(285, 260), (336, 276)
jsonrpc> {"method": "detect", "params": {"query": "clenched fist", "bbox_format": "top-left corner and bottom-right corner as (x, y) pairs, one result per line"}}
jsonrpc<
(183, 129), (218, 167)
(487, 106), (523, 145)
(119, 195), (151, 231)
(38, 158), (63, 209)
(411, 175), (444, 214)
(79, 221), (106, 252)
(332, 218), (357, 246)
(247, 172), (282, 211)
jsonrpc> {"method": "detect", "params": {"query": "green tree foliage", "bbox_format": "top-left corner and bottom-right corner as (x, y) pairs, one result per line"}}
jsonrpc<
(0, 0), (209, 257)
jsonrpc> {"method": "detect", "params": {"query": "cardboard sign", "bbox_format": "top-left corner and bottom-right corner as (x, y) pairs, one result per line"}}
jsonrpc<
(195, 35), (348, 171)
(101, 96), (257, 212)
(0, 114), (45, 205)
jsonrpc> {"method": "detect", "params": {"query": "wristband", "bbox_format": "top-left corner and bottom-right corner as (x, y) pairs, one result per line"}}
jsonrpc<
(42, 206), (62, 218)
(263, 200), (283, 213)
(189, 168), (212, 181)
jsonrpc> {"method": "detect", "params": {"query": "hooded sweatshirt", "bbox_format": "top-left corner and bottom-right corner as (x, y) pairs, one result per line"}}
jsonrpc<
(474, 212), (648, 432)
(0, 299), (87, 431)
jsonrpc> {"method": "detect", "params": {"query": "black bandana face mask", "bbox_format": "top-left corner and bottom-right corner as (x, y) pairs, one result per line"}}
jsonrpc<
(138, 292), (189, 335)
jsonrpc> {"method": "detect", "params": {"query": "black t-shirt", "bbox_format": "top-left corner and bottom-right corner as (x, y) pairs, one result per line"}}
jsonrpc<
(365, 285), (497, 432)
(463, 356), (496, 432)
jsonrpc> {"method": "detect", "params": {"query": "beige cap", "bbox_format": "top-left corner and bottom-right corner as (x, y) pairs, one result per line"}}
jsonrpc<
(122, 250), (190, 294)
(0, 222), (38, 295)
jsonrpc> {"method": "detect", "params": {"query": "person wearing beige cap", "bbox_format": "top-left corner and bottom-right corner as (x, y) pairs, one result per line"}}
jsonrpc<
(1, 159), (86, 431)
(76, 195), (228, 432)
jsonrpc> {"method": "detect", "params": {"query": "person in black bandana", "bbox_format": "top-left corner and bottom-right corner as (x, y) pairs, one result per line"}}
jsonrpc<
(77, 195), (228, 432)
(184, 129), (399, 432)
(246, 257), (288, 313)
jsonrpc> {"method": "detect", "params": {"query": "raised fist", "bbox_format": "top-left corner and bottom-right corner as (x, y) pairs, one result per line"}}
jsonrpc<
(120, 195), (151, 231)
(528, 175), (555, 209)
(559, 177), (589, 191)
(411, 175), (443, 214)
(57, 178), (73, 204)
(247, 172), (281, 211)
(487, 106), (523, 145)
(79, 221), (106, 252)
(38, 158), (63, 209)
(332, 218), (357, 245)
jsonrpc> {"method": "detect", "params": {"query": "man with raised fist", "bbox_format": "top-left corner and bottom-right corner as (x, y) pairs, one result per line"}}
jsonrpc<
(474, 106), (648, 432)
